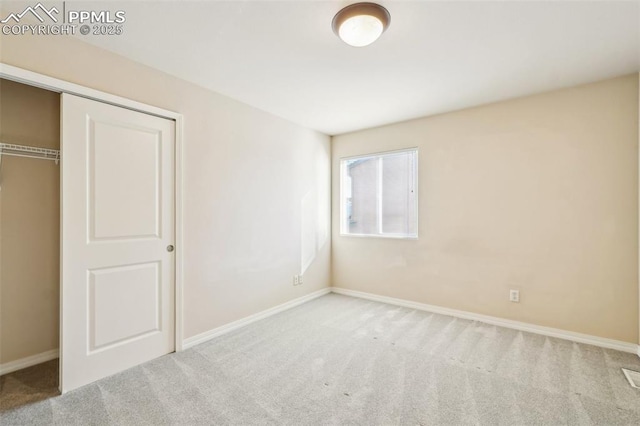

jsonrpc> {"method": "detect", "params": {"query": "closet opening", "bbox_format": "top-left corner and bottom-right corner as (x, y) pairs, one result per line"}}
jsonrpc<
(0, 78), (61, 410)
(1, 63), (183, 398)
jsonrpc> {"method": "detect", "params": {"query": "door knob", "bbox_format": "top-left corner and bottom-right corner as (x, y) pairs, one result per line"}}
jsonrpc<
(167, 245), (174, 252)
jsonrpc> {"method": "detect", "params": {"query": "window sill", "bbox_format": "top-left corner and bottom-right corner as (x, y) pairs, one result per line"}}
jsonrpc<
(339, 233), (418, 240)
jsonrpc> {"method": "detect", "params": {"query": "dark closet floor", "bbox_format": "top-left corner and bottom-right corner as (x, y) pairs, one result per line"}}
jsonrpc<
(0, 360), (59, 412)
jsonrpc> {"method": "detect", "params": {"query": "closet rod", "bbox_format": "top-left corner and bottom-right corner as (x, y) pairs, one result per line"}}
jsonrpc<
(0, 142), (60, 165)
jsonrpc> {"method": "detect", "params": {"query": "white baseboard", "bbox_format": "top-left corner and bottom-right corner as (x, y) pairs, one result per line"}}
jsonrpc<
(331, 287), (640, 355)
(183, 288), (331, 350)
(0, 349), (59, 376)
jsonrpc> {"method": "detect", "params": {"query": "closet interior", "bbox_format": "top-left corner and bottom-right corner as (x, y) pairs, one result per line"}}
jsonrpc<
(0, 78), (61, 410)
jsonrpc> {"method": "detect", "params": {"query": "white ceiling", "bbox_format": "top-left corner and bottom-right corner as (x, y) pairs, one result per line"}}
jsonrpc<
(64, 1), (640, 134)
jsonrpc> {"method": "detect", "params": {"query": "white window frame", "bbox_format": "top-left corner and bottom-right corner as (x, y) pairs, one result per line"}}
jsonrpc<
(340, 147), (418, 239)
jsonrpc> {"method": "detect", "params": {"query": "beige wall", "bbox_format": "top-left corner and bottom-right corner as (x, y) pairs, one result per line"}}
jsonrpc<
(1, 34), (635, 361)
(0, 34), (331, 356)
(332, 75), (639, 344)
(0, 79), (60, 363)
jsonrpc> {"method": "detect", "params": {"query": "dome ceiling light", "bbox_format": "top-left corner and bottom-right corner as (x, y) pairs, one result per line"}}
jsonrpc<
(332, 2), (391, 47)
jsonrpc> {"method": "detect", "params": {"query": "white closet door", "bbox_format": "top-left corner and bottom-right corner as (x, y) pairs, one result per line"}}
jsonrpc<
(61, 94), (175, 393)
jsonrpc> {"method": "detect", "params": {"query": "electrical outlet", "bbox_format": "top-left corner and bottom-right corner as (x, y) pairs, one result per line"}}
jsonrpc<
(509, 289), (520, 303)
(298, 275), (303, 285)
(293, 275), (299, 286)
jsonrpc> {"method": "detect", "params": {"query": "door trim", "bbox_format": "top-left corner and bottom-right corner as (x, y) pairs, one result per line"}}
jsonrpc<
(0, 63), (185, 358)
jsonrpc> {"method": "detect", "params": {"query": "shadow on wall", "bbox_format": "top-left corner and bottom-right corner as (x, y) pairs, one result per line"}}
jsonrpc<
(301, 150), (330, 274)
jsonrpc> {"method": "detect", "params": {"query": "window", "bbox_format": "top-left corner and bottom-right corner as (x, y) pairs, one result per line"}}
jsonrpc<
(340, 148), (418, 238)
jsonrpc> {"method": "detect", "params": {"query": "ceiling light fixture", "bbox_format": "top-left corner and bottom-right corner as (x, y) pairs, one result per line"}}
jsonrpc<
(332, 2), (390, 47)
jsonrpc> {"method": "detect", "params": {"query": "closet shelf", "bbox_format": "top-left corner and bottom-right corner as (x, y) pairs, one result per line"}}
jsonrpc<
(0, 142), (60, 164)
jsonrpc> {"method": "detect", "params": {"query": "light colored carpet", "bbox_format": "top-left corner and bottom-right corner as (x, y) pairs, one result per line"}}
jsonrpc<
(1, 293), (639, 425)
